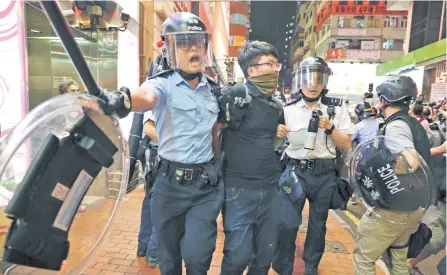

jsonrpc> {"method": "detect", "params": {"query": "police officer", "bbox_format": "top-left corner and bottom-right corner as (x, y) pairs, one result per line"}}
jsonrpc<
(102, 12), (224, 275)
(349, 103), (379, 205)
(352, 103), (379, 145)
(353, 76), (432, 275)
(218, 40), (283, 275)
(274, 56), (354, 275)
(137, 111), (159, 267)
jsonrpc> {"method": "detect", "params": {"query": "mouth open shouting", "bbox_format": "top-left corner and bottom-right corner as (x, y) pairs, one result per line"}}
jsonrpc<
(189, 54), (202, 66)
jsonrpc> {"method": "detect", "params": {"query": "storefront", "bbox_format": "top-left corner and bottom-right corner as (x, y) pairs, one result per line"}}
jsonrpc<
(376, 38), (446, 102)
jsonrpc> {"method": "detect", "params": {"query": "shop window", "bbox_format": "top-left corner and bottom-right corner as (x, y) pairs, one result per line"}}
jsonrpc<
(367, 16), (380, 27)
(370, 0), (378, 4)
(356, 17), (365, 28)
(384, 16), (399, 28)
(400, 17), (408, 28)
(382, 39), (404, 50)
(340, 0), (348, 5)
(355, 0), (363, 5)
(338, 16), (345, 27)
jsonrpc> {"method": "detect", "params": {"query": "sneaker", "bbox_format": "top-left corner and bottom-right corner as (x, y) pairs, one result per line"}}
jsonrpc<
(136, 247), (147, 257)
(408, 266), (424, 275)
(350, 196), (358, 205)
(145, 256), (159, 269)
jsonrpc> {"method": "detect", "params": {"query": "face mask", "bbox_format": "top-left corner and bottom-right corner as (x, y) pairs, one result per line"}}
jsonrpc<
(248, 72), (279, 95)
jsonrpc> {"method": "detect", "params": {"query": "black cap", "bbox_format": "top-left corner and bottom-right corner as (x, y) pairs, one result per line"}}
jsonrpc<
(161, 12), (207, 40)
(377, 76), (417, 104)
(355, 103), (376, 120)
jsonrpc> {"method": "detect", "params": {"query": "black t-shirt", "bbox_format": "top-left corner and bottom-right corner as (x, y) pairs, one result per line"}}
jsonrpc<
(223, 82), (284, 189)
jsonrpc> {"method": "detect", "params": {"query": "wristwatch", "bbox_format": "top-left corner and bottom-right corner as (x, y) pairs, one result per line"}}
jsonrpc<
(325, 124), (335, 135)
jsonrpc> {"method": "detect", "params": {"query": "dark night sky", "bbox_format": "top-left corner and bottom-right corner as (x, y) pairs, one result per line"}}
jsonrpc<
(249, 1), (298, 75)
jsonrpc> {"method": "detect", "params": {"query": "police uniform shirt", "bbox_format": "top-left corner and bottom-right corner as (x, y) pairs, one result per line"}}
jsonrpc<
(223, 81), (285, 189)
(284, 97), (354, 160)
(351, 117), (380, 144)
(142, 110), (158, 147)
(140, 71), (218, 164)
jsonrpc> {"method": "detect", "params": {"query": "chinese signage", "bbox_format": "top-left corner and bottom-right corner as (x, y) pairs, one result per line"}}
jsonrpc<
(431, 83), (446, 102)
(326, 49), (380, 61)
(230, 35), (246, 47)
(0, 0), (27, 139)
(316, 2), (408, 31)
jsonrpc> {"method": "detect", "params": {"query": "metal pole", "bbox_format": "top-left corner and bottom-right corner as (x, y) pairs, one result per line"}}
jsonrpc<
(39, 1), (101, 96)
(439, 0), (446, 41)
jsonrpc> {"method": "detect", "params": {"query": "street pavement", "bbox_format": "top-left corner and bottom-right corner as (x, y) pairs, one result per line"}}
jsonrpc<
(7, 186), (389, 275)
(343, 200), (445, 275)
(86, 186), (385, 275)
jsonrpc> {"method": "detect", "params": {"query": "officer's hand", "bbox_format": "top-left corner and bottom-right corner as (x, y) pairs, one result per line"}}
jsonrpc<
(92, 87), (132, 118)
(233, 97), (250, 109)
(277, 124), (290, 138)
(319, 116), (333, 130)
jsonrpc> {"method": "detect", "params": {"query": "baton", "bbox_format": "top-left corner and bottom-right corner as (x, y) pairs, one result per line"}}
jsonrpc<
(40, 1), (101, 96)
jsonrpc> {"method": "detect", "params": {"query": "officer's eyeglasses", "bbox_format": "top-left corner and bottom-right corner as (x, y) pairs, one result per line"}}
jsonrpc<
(251, 61), (282, 70)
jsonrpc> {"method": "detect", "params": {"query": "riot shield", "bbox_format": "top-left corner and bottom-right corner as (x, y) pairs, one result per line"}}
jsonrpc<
(349, 136), (434, 224)
(0, 94), (129, 274)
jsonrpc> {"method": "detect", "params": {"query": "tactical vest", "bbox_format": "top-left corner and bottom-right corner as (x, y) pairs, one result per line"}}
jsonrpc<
(382, 110), (431, 166)
(218, 83), (283, 129)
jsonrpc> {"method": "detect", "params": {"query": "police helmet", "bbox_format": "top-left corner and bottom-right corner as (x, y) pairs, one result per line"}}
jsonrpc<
(294, 56), (332, 92)
(161, 12), (208, 40)
(355, 103), (375, 120)
(160, 12), (211, 70)
(377, 76), (417, 105)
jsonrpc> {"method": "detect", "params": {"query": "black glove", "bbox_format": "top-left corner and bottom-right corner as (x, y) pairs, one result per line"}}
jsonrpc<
(94, 87), (132, 118)
(233, 97), (250, 109)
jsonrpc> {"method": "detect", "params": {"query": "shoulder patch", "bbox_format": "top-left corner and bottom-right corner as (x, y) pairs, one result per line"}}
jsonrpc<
(321, 96), (343, 106)
(147, 69), (174, 80)
(285, 97), (302, 106)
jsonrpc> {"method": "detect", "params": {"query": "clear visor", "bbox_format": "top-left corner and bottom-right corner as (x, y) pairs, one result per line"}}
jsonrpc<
(295, 65), (332, 91)
(164, 32), (212, 72)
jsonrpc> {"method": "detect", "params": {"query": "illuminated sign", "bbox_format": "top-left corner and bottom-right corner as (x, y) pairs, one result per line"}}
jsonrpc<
(230, 36), (246, 47)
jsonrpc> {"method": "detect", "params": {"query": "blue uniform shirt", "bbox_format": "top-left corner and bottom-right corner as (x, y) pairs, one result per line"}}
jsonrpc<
(140, 71), (218, 164)
(141, 110), (158, 147)
(351, 117), (380, 144)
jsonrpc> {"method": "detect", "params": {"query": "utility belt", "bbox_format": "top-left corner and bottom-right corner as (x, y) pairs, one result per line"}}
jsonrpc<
(158, 155), (223, 189)
(285, 155), (338, 174)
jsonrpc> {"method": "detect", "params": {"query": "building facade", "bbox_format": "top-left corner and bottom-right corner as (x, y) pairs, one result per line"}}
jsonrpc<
(376, 0), (446, 102)
(312, 0), (408, 64)
(292, 2), (308, 69)
(226, 1), (250, 84)
(303, 1), (318, 59)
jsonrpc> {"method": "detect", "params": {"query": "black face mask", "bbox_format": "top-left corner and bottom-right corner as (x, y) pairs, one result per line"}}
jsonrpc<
(176, 69), (201, 81)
